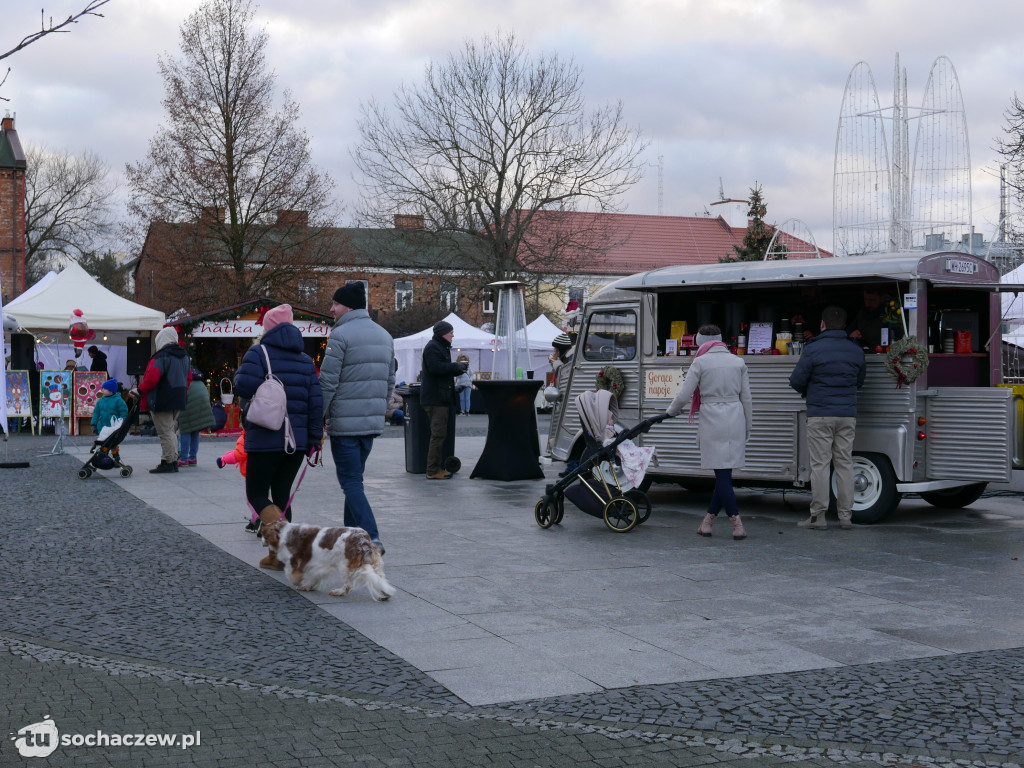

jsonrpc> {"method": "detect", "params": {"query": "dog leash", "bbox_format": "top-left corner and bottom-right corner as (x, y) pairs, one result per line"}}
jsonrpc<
(284, 444), (323, 513)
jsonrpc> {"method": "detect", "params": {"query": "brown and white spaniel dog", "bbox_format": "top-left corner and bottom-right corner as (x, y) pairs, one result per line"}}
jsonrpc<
(262, 521), (394, 601)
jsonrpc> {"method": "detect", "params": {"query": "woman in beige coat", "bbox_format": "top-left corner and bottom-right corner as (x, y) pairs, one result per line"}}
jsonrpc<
(666, 325), (752, 539)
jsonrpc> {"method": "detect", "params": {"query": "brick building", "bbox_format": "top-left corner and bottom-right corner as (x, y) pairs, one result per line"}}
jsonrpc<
(133, 212), (495, 337)
(0, 115), (27, 303)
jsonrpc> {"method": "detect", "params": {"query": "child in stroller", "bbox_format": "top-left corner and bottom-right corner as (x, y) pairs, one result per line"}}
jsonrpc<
(535, 389), (667, 533)
(79, 381), (137, 479)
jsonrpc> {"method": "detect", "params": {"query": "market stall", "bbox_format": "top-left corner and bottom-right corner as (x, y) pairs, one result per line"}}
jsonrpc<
(172, 300), (332, 432)
(3, 263), (165, 434)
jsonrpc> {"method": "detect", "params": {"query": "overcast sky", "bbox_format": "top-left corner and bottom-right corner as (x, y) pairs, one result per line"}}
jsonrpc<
(3, 0), (1024, 255)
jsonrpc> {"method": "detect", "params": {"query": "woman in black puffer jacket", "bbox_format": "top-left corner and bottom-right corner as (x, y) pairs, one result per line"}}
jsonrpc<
(233, 304), (323, 570)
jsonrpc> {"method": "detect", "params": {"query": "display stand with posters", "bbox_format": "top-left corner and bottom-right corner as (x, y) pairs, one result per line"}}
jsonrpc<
(4, 371), (34, 434)
(38, 370), (75, 455)
(71, 371), (106, 436)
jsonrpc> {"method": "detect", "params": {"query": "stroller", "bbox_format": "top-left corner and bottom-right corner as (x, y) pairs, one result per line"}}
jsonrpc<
(535, 389), (669, 533)
(78, 397), (140, 480)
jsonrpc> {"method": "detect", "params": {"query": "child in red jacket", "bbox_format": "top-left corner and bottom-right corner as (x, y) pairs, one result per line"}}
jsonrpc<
(216, 433), (260, 532)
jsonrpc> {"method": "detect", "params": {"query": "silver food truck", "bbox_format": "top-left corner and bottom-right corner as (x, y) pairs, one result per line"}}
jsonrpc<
(546, 250), (1023, 523)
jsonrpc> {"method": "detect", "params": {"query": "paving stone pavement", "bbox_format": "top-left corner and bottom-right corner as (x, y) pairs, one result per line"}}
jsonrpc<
(1, 425), (1023, 767)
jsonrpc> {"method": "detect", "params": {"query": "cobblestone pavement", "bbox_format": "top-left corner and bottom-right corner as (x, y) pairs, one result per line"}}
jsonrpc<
(1, 435), (1023, 767)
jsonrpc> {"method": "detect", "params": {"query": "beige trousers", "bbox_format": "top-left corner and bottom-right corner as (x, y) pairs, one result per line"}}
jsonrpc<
(806, 416), (856, 518)
(151, 409), (181, 464)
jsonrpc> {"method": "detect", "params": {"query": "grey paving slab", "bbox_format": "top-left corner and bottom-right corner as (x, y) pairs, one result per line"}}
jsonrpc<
(35, 432), (1024, 707)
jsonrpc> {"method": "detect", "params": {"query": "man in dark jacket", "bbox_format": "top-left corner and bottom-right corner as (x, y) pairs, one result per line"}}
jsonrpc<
(420, 320), (468, 479)
(134, 326), (191, 473)
(87, 345), (108, 375)
(788, 305), (866, 530)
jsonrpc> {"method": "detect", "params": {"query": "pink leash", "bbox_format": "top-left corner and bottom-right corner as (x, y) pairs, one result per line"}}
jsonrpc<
(284, 445), (323, 514)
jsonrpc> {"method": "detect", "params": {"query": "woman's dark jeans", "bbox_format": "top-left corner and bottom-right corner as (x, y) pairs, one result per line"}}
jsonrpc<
(707, 468), (739, 517)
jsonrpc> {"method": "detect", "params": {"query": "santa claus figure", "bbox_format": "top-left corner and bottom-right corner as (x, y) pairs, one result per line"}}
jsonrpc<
(69, 308), (95, 357)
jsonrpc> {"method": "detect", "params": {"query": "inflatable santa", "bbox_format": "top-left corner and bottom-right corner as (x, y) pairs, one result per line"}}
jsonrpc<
(69, 308), (95, 357)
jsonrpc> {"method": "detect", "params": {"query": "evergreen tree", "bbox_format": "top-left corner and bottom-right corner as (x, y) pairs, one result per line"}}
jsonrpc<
(721, 185), (787, 262)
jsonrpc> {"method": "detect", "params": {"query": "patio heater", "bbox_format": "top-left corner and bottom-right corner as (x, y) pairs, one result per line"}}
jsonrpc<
(489, 281), (531, 380)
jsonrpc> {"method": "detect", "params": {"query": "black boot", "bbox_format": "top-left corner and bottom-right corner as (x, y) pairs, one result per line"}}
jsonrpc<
(149, 461), (176, 474)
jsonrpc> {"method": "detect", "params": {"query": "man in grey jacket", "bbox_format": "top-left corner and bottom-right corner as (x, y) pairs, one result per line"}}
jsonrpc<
(320, 281), (395, 553)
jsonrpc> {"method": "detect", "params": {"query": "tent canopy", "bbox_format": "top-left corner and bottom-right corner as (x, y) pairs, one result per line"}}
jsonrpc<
(1002, 263), (1024, 323)
(5, 262), (165, 334)
(526, 314), (562, 345)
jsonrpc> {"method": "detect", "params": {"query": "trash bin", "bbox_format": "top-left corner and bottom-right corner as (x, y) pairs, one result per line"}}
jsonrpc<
(397, 384), (458, 474)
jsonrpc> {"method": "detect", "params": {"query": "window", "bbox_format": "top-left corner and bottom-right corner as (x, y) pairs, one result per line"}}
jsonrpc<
(583, 310), (638, 361)
(568, 286), (587, 306)
(298, 278), (318, 304)
(395, 280), (413, 311)
(482, 289), (495, 315)
(440, 282), (458, 312)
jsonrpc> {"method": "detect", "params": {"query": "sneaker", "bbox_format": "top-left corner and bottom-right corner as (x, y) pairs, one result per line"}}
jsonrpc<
(371, 538), (385, 556)
(426, 471), (452, 480)
(187, 459), (197, 466)
(216, 457), (224, 468)
(149, 461), (176, 474)
(244, 520), (260, 533)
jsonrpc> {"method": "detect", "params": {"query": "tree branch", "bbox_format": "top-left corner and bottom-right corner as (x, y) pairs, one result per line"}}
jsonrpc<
(0, 1), (110, 62)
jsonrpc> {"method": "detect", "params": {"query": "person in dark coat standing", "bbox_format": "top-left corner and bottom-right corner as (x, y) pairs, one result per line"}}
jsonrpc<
(788, 305), (867, 530)
(177, 368), (216, 467)
(87, 345), (108, 375)
(234, 304), (324, 569)
(133, 326), (191, 473)
(420, 320), (468, 479)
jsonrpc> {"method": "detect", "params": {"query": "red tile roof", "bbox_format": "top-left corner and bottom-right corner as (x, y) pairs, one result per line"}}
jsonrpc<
(521, 210), (825, 276)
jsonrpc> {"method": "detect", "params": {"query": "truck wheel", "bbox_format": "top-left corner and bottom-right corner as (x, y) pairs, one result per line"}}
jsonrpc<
(920, 483), (987, 509)
(830, 453), (901, 525)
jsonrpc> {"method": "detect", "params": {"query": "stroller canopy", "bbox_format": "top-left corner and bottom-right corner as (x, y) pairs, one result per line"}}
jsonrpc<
(575, 389), (618, 439)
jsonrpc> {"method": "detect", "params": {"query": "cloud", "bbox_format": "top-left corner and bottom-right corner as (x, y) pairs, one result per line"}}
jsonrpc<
(1, 0), (1022, 250)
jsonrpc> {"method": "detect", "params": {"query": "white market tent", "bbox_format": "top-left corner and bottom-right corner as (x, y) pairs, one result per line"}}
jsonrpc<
(526, 313), (562, 346)
(1002, 262), (1024, 326)
(4, 262), (166, 383)
(6, 262), (165, 333)
(393, 313), (556, 384)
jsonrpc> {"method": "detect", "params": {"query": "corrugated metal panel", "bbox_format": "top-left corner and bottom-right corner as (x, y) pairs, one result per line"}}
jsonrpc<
(925, 388), (1011, 481)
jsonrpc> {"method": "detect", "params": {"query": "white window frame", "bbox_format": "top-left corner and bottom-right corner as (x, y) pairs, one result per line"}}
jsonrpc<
(395, 280), (414, 311)
(440, 282), (458, 312)
(482, 289), (495, 315)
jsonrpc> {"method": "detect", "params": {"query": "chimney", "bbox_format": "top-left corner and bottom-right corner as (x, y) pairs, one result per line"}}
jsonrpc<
(276, 209), (308, 228)
(199, 206), (224, 225)
(1, 116), (13, 131)
(394, 214), (425, 230)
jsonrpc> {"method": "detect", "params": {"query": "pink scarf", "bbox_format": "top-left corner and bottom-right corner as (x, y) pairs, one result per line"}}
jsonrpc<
(688, 340), (729, 423)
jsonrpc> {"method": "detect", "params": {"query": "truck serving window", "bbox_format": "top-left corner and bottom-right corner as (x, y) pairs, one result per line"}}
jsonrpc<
(583, 311), (637, 361)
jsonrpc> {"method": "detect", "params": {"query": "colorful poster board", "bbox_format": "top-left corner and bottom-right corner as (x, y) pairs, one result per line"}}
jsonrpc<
(73, 371), (106, 419)
(5, 370), (32, 418)
(39, 370), (72, 418)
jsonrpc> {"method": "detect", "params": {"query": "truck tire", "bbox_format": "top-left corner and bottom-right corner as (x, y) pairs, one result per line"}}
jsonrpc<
(830, 452), (901, 525)
(920, 483), (987, 509)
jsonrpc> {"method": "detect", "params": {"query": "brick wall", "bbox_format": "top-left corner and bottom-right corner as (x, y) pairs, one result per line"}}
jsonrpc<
(0, 165), (26, 303)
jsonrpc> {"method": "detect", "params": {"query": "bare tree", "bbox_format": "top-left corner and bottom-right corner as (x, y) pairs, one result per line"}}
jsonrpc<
(0, 1), (110, 96)
(125, 0), (336, 311)
(353, 31), (646, 305)
(997, 93), (1024, 244)
(24, 144), (116, 283)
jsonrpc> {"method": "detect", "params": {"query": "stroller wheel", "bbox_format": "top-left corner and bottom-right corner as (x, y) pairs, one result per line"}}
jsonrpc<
(119, 467), (133, 478)
(535, 498), (556, 529)
(552, 494), (565, 525)
(603, 496), (639, 533)
(626, 489), (651, 524)
(77, 467), (92, 479)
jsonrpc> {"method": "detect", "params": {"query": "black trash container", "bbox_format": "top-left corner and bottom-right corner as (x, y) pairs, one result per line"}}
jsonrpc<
(397, 385), (458, 474)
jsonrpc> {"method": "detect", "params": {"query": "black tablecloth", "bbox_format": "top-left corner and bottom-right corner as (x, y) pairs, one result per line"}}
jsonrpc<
(470, 379), (544, 481)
